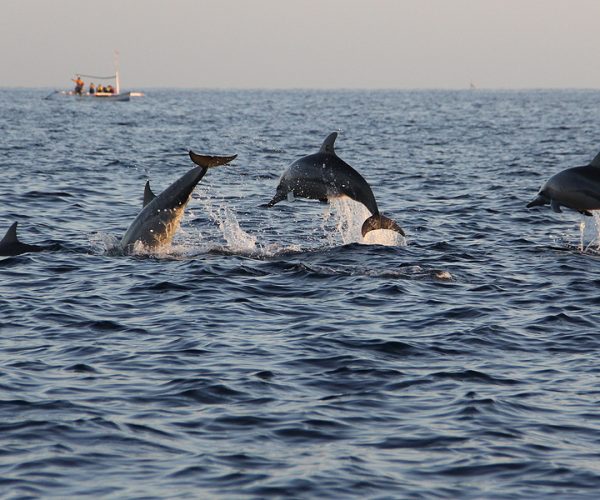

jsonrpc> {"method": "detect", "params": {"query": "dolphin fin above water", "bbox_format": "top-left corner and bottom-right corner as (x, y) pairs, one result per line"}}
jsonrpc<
(143, 181), (157, 207)
(319, 132), (338, 154)
(590, 151), (600, 167)
(0, 222), (46, 256)
(1, 222), (19, 246)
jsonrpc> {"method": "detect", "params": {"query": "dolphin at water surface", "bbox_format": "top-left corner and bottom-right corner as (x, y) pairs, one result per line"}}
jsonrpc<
(0, 222), (51, 256)
(527, 151), (600, 216)
(265, 132), (404, 237)
(120, 151), (236, 253)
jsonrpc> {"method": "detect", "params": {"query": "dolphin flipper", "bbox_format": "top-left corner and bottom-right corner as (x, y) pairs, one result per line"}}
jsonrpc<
(361, 214), (405, 237)
(189, 151), (237, 168)
(143, 181), (157, 207)
(550, 199), (562, 213)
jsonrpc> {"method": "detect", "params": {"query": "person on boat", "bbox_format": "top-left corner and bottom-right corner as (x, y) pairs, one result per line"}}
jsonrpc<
(97, 84), (104, 93)
(106, 85), (114, 94)
(71, 75), (84, 95)
(89, 83), (95, 95)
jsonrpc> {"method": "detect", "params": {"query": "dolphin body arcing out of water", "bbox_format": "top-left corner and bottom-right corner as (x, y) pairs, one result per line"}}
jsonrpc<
(527, 151), (600, 216)
(265, 132), (404, 237)
(0, 222), (51, 256)
(120, 151), (236, 253)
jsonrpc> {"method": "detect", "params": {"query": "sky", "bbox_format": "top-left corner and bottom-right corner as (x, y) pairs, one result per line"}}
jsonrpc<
(2, 0), (600, 90)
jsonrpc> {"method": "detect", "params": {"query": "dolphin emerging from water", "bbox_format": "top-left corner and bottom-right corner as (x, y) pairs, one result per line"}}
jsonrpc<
(265, 132), (404, 237)
(0, 222), (50, 256)
(527, 151), (600, 216)
(120, 151), (236, 253)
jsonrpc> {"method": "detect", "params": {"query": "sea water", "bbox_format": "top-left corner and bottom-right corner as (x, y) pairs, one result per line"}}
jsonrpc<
(1, 88), (600, 498)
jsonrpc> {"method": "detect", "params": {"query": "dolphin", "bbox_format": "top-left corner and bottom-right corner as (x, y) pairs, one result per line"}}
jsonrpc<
(0, 222), (48, 256)
(120, 150), (236, 253)
(527, 151), (600, 216)
(265, 132), (404, 237)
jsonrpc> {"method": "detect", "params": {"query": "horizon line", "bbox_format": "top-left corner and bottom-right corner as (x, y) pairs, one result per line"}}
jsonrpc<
(3, 85), (600, 92)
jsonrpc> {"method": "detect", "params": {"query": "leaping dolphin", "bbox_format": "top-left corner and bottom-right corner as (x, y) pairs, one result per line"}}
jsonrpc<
(265, 132), (404, 237)
(527, 151), (600, 216)
(0, 222), (49, 256)
(120, 151), (236, 253)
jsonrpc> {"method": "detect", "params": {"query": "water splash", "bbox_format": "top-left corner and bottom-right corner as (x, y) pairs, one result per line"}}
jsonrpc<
(211, 204), (258, 254)
(325, 198), (406, 247)
(195, 194), (300, 258)
(562, 212), (600, 255)
(89, 232), (121, 254)
(571, 212), (600, 254)
(93, 194), (405, 259)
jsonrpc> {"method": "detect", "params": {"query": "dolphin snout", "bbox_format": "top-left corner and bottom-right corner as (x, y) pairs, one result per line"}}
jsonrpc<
(526, 194), (549, 209)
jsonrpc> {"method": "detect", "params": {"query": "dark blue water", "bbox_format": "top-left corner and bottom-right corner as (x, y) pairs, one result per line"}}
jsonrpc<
(2, 88), (600, 498)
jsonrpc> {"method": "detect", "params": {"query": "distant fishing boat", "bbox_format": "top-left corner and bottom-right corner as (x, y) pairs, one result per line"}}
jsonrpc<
(44, 51), (140, 101)
(48, 88), (132, 102)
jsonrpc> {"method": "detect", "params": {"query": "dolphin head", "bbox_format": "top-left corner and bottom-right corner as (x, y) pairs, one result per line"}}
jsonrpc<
(526, 190), (550, 209)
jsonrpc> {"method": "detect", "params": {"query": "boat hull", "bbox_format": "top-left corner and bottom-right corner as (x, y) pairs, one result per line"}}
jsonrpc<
(47, 91), (131, 102)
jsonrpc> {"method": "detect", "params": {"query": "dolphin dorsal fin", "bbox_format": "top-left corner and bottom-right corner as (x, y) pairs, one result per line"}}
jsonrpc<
(143, 181), (156, 207)
(590, 151), (600, 167)
(319, 132), (338, 154)
(0, 222), (19, 245)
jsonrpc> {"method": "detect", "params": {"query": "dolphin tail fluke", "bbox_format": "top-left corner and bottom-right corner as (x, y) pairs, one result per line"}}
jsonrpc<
(361, 214), (405, 237)
(189, 151), (237, 168)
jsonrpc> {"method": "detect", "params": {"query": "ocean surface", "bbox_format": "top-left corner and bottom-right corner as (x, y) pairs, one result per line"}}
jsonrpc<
(2, 87), (600, 499)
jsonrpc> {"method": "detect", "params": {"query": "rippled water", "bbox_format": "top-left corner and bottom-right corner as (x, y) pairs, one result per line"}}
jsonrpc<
(2, 88), (600, 498)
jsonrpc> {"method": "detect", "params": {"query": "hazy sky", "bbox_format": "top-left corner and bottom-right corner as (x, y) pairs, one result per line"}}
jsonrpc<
(2, 0), (599, 89)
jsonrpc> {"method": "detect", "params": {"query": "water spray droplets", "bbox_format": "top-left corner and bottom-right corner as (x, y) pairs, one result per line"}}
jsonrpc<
(579, 212), (600, 253)
(326, 198), (406, 247)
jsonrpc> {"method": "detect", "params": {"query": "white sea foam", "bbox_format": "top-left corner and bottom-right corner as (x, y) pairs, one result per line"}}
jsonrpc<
(325, 198), (406, 247)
